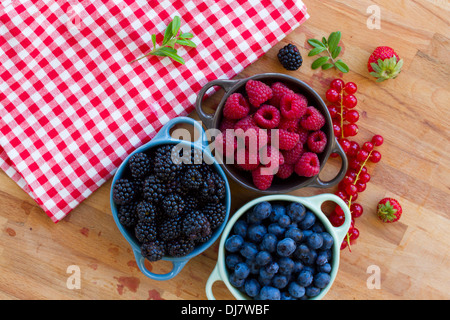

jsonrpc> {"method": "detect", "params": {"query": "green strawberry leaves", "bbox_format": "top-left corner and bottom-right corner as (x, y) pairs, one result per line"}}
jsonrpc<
(307, 31), (349, 73)
(129, 16), (196, 65)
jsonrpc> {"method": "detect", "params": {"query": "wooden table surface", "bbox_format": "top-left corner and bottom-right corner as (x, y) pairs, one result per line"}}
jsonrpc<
(1, 0), (449, 300)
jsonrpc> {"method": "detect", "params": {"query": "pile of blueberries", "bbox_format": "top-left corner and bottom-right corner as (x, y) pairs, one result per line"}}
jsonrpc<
(225, 201), (334, 300)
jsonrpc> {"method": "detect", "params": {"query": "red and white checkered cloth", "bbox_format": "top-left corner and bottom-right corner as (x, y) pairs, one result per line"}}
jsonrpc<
(0, 0), (308, 222)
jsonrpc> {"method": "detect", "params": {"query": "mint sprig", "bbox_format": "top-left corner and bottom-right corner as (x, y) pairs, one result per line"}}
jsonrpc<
(307, 31), (349, 73)
(129, 16), (196, 64)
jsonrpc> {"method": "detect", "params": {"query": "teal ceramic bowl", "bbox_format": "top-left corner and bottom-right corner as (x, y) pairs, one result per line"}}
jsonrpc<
(205, 194), (351, 300)
(110, 117), (231, 281)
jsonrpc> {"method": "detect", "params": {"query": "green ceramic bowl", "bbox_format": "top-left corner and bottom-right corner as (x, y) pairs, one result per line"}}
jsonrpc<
(205, 194), (351, 300)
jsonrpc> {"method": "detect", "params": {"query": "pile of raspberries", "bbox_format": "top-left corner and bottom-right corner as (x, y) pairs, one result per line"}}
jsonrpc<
(215, 79), (327, 191)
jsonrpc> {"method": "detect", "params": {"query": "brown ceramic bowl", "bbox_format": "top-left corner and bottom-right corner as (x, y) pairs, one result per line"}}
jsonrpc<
(195, 73), (348, 193)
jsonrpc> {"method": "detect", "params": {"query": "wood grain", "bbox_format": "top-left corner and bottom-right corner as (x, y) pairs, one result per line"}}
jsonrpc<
(0, 0), (449, 300)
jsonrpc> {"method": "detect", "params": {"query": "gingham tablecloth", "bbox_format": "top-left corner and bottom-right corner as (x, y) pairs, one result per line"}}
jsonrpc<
(0, 0), (308, 222)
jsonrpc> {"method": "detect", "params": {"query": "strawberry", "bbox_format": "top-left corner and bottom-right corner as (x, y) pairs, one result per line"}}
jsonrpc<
(367, 46), (403, 82)
(377, 198), (402, 223)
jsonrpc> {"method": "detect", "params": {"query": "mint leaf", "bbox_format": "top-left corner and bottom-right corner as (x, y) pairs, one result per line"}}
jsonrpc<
(159, 47), (185, 64)
(162, 20), (173, 45)
(176, 38), (196, 48)
(151, 34), (156, 49)
(335, 60), (349, 73)
(321, 63), (334, 70)
(306, 31), (349, 73)
(179, 32), (194, 39)
(172, 16), (181, 36)
(308, 39), (325, 48)
(332, 46), (342, 59)
(312, 56), (330, 69)
(327, 31), (341, 53)
(308, 46), (326, 57)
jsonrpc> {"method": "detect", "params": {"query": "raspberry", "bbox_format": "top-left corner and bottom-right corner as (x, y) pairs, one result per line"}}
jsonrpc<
(307, 130), (327, 153)
(300, 107), (325, 131)
(296, 127), (309, 144)
(253, 104), (281, 129)
(277, 129), (300, 151)
(223, 93), (250, 120)
(219, 117), (237, 131)
(269, 82), (295, 107)
(278, 118), (300, 133)
(280, 93), (307, 119)
(260, 145), (285, 174)
(234, 116), (268, 149)
(276, 163), (294, 179)
(251, 166), (274, 191)
(295, 152), (321, 177)
(215, 129), (237, 161)
(245, 80), (273, 108)
(282, 141), (304, 165)
(235, 148), (259, 171)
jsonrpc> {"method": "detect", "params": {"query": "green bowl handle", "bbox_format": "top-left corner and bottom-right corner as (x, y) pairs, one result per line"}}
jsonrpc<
(306, 194), (352, 244)
(205, 264), (222, 300)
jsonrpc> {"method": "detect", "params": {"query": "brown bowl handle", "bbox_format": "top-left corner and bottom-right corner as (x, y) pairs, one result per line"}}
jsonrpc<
(310, 138), (348, 188)
(195, 79), (238, 129)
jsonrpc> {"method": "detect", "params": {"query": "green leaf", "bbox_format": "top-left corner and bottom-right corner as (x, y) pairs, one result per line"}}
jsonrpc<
(151, 34), (156, 49)
(157, 47), (185, 64)
(176, 38), (196, 48)
(165, 38), (177, 48)
(332, 46), (342, 59)
(172, 16), (181, 36)
(321, 63), (334, 70)
(322, 37), (327, 46)
(179, 32), (194, 39)
(162, 20), (174, 45)
(335, 59), (349, 73)
(327, 31), (341, 53)
(308, 46), (326, 56)
(307, 39), (325, 48)
(311, 56), (330, 69)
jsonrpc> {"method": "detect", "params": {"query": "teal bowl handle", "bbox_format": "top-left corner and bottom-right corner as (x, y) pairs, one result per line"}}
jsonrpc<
(306, 194), (352, 244)
(133, 249), (188, 281)
(205, 264), (222, 300)
(152, 116), (208, 148)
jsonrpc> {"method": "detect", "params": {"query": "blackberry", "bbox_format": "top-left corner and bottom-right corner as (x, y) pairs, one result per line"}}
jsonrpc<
(166, 237), (195, 257)
(183, 195), (199, 214)
(129, 152), (151, 179)
(199, 170), (226, 204)
(136, 200), (159, 221)
(142, 175), (166, 203)
(141, 240), (165, 262)
(182, 211), (211, 241)
(158, 216), (182, 241)
(187, 147), (204, 169)
(181, 168), (203, 191)
(202, 203), (227, 230)
(278, 44), (303, 71)
(165, 175), (187, 196)
(153, 145), (184, 181)
(162, 194), (185, 218)
(117, 202), (138, 228)
(112, 178), (138, 205)
(134, 217), (158, 243)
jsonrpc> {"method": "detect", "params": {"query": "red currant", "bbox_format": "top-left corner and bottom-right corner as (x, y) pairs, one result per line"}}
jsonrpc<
(345, 184), (358, 196)
(330, 79), (345, 92)
(370, 150), (382, 163)
(326, 89), (340, 103)
(356, 149), (369, 162)
(355, 181), (366, 192)
(343, 94), (357, 108)
(362, 142), (374, 152)
(346, 169), (357, 180)
(343, 124), (359, 137)
(330, 152), (339, 158)
(347, 141), (360, 157)
(338, 138), (351, 153)
(350, 203), (363, 218)
(349, 227), (360, 240)
(328, 105), (339, 118)
(333, 123), (341, 137)
(330, 212), (345, 227)
(340, 239), (348, 250)
(335, 190), (348, 201)
(349, 158), (362, 170)
(359, 172), (371, 183)
(371, 134), (384, 146)
(345, 110), (359, 123)
(342, 175), (354, 185)
(344, 82), (357, 94)
(360, 166), (367, 174)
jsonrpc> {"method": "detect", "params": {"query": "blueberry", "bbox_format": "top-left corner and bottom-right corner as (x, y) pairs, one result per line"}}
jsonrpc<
(270, 203), (286, 222)
(316, 250), (329, 266)
(258, 275), (272, 286)
(305, 285), (321, 298)
(229, 272), (245, 288)
(297, 269), (314, 287)
(302, 265), (315, 274)
(250, 201), (272, 221)
(298, 211), (316, 229)
(321, 232), (334, 250)
(278, 214), (291, 228)
(278, 257), (294, 275)
(240, 242), (258, 259)
(318, 263), (332, 273)
(233, 220), (248, 238)
(244, 278), (261, 298)
(288, 282), (306, 298)
(272, 274), (289, 289)
(246, 258), (260, 274)
(294, 243), (310, 260)
(301, 229), (313, 240)
(265, 262), (279, 274)
(247, 224), (267, 243)
(311, 222), (324, 233)
(314, 272), (331, 289)
(226, 254), (243, 270)
(306, 232), (323, 250)
(302, 248), (317, 266)
(287, 202), (306, 222)
(280, 291), (295, 300)
(259, 268), (275, 281)
(255, 250), (272, 266)
(225, 235), (244, 253)
(277, 238), (296, 257)
(259, 286), (281, 300)
(267, 223), (285, 238)
(285, 227), (303, 243)
(260, 233), (278, 252)
(234, 262), (250, 279)
(293, 260), (304, 273)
